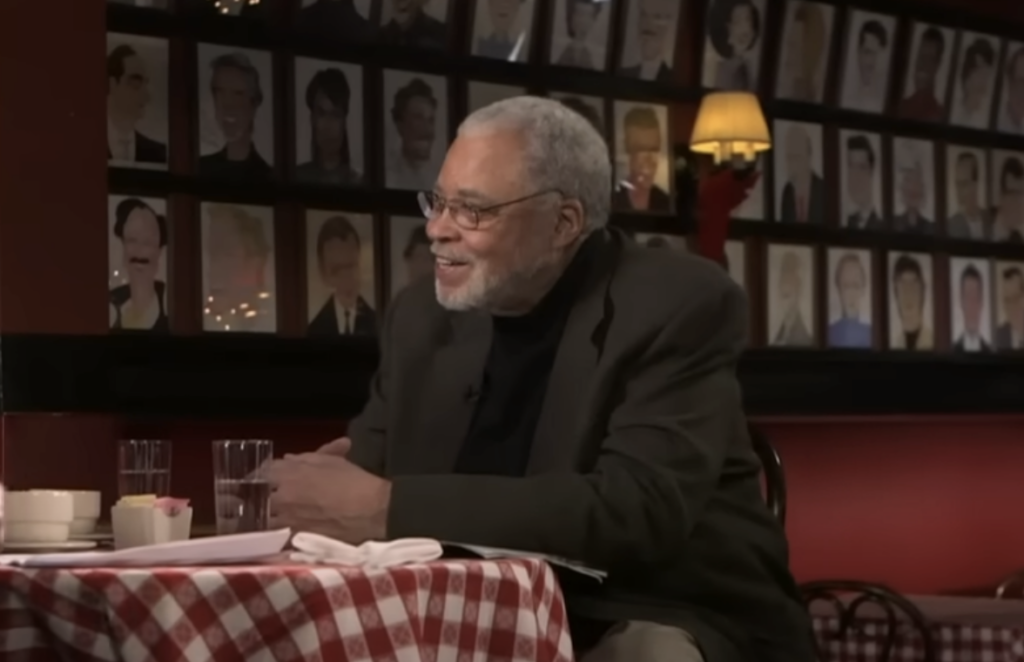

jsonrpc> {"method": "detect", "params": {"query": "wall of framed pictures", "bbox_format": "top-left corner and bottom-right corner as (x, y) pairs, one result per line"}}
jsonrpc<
(105, 0), (1024, 360)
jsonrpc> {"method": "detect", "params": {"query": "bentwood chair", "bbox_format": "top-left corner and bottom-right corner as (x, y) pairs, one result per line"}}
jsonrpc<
(996, 571), (1024, 598)
(748, 424), (787, 526)
(747, 425), (937, 662)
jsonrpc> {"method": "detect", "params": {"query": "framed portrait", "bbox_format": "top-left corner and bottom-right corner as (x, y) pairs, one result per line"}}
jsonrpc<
(378, 0), (451, 50)
(293, 58), (365, 188)
(887, 252), (934, 351)
(838, 130), (883, 230)
(948, 32), (1001, 129)
(108, 0), (169, 8)
(994, 41), (1024, 135)
(305, 210), (377, 337)
(993, 261), (1024, 350)
(297, 0), (379, 42)
(774, 1), (836, 103)
(106, 34), (169, 170)
(388, 216), (432, 297)
(471, 0), (537, 62)
(732, 156), (765, 221)
(635, 233), (688, 250)
(837, 10), (897, 114)
(766, 243), (817, 348)
(612, 101), (672, 214)
(467, 81), (527, 115)
(724, 240), (746, 290)
(890, 137), (936, 235)
(548, 92), (607, 144)
(949, 257), (993, 353)
(944, 145), (989, 240)
(196, 44), (275, 180)
(991, 150), (1024, 243)
(895, 22), (955, 122)
(616, 0), (681, 83)
(199, 202), (277, 334)
(772, 120), (825, 224)
(108, 195), (169, 333)
(548, 0), (615, 71)
(382, 70), (449, 191)
(700, 0), (768, 92)
(826, 248), (874, 349)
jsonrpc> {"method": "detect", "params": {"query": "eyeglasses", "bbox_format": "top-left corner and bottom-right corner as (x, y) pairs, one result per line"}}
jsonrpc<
(416, 188), (562, 230)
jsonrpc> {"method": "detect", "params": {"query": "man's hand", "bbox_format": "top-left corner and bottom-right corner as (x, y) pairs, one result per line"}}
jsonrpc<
(265, 452), (391, 544)
(316, 437), (352, 456)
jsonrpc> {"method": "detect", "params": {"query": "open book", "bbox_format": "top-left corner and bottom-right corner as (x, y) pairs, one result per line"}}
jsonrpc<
(444, 542), (607, 582)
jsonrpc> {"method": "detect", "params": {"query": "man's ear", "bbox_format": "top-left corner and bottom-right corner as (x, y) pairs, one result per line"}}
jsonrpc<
(554, 199), (586, 248)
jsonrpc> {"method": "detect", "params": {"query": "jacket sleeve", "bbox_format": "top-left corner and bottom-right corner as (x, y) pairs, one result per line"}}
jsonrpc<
(385, 279), (749, 570)
(344, 292), (402, 476)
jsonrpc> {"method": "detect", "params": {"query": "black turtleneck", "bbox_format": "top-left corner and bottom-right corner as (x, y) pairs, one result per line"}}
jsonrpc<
(455, 235), (598, 476)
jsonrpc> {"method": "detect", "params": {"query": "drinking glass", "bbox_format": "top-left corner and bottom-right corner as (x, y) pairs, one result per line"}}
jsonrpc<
(212, 439), (273, 535)
(118, 439), (172, 497)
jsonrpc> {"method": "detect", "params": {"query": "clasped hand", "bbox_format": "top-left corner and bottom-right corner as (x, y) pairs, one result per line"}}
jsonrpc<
(264, 437), (391, 544)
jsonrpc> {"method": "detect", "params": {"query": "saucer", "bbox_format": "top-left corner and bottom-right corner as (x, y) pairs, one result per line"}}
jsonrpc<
(4, 540), (98, 551)
(70, 531), (113, 542)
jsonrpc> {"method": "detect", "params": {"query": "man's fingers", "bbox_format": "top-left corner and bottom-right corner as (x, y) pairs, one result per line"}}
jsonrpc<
(316, 437), (352, 456)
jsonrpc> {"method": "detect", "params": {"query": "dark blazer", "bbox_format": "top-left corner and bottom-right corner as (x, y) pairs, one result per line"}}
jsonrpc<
(845, 210), (883, 230)
(346, 229), (815, 662)
(892, 212), (934, 234)
(307, 296), (377, 337)
(296, 0), (374, 42)
(107, 132), (167, 165)
(379, 10), (447, 50)
(612, 185), (671, 212)
(953, 335), (992, 352)
(995, 323), (1022, 350)
(617, 62), (673, 83)
(779, 174), (825, 223)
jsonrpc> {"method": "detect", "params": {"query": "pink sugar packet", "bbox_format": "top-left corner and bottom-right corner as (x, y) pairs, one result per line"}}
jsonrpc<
(153, 497), (190, 517)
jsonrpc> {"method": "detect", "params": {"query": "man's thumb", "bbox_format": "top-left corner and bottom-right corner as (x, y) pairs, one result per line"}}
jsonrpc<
(317, 437), (352, 456)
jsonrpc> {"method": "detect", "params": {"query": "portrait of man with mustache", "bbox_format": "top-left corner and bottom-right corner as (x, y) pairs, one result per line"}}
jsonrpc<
(108, 196), (169, 333)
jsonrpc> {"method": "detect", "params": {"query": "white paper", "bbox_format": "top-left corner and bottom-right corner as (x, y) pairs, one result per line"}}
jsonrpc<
(0, 528), (291, 568)
(446, 542), (607, 582)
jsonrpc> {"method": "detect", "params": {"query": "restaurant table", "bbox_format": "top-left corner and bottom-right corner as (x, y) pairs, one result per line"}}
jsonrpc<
(811, 594), (1024, 661)
(0, 558), (574, 661)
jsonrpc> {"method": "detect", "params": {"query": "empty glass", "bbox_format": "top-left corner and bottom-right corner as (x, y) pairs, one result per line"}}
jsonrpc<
(118, 439), (172, 497)
(212, 439), (273, 535)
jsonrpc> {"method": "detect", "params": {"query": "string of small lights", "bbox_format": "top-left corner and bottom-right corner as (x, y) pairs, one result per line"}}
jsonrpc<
(209, 0), (260, 15)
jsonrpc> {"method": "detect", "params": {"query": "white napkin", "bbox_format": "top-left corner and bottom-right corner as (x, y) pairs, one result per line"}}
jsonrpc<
(289, 533), (443, 569)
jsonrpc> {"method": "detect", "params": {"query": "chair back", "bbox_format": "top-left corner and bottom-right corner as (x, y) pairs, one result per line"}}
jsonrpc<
(749, 424), (787, 527)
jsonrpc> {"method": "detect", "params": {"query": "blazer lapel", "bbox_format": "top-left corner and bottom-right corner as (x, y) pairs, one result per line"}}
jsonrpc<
(527, 232), (619, 474)
(414, 311), (492, 473)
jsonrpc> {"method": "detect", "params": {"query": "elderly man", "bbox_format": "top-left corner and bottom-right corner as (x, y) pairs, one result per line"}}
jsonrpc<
(266, 96), (814, 662)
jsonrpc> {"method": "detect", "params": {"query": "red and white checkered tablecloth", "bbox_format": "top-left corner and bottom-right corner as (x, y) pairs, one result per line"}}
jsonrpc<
(813, 615), (1024, 662)
(0, 558), (573, 662)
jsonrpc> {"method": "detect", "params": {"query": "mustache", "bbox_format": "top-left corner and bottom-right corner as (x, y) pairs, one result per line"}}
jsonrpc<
(129, 257), (151, 265)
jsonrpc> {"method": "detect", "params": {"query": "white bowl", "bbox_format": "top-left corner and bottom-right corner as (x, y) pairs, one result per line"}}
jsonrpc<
(5, 522), (70, 543)
(5, 490), (74, 523)
(69, 517), (99, 535)
(66, 490), (102, 520)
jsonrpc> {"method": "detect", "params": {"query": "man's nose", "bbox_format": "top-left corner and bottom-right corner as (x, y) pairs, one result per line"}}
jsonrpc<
(425, 209), (460, 242)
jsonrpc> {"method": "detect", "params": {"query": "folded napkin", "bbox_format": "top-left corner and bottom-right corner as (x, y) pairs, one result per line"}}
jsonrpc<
(289, 533), (443, 569)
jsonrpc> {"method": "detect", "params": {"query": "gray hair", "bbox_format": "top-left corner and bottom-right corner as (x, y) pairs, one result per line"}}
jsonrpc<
(209, 52), (263, 106)
(457, 96), (611, 232)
